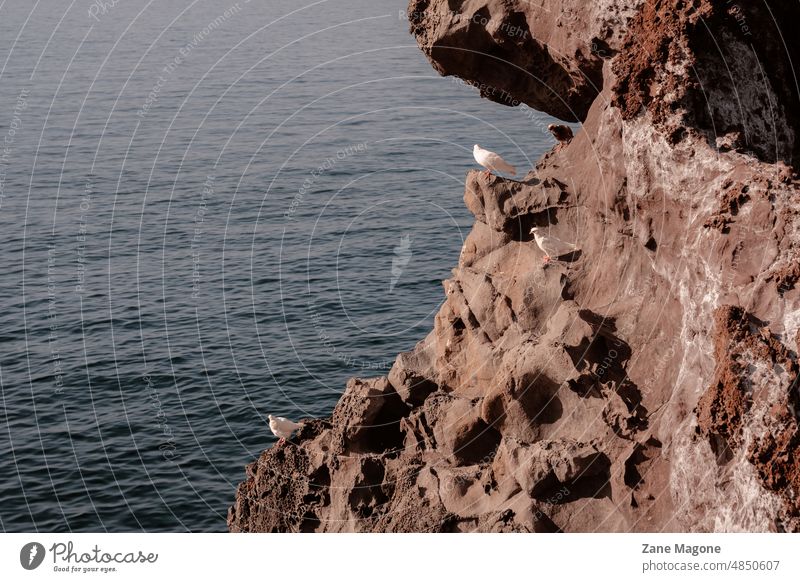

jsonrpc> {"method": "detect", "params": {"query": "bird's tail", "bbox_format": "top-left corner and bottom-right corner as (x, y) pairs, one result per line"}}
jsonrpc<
(497, 160), (516, 175)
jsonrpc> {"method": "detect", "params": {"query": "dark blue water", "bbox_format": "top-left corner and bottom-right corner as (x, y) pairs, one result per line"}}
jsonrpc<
(0, 0), (558, 531)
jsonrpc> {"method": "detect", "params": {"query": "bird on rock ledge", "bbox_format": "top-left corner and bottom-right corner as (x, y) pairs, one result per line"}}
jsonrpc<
(548, 124), (574, 145)
(473, 144), (516, 178)
(530, 226), (578, 264)
(268, 414), (303, 445)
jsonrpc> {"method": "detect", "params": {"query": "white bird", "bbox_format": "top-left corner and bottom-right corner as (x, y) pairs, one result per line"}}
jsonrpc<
(268, 414), (303, 444)
(473, 144), (516, 177)
(529, 227), (578, 264)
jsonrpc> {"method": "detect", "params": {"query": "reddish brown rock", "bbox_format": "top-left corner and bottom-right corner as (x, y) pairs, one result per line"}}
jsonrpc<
(330, 377), (407, 454)
(407, 0), (643, 121)
(493, 437), (610, 499)
(696, 306), (800, 527)
(229, 0), (800, 533)
(613, 0), (800, 164)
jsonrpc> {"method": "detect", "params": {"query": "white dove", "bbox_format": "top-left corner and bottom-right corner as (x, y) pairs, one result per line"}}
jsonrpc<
(529, 227), (578, 264)
(268, 414), (303, 444)
(473, 144), (516, 177)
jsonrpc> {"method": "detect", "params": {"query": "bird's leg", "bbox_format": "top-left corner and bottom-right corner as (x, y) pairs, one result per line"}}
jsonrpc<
(483, 169), (491, 178)
(277, 437), (286, 446)
(542, 255), (551, 265)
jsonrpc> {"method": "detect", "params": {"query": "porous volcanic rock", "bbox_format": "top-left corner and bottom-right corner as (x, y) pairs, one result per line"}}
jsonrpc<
(229, 0), (800, 532)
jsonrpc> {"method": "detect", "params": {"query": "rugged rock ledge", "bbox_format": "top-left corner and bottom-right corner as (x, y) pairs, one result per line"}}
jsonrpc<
(229, 0), (800, 532)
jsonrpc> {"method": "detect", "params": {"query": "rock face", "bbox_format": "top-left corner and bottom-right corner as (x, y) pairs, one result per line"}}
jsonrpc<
(229, 0), (800, 532)
(406, 0), (643, 121)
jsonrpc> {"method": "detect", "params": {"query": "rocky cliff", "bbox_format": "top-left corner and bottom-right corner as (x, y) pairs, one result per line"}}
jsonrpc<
(228, 0), (800, 532)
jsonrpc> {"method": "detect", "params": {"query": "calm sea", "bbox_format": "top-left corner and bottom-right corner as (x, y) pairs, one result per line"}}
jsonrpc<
(0, 0), (558, 531)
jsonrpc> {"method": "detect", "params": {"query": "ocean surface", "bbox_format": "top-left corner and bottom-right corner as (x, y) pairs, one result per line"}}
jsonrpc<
(0, 0), (559, 531)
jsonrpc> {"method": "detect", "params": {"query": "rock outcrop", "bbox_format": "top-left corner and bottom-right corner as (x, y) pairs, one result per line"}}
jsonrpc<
(229, 0), (800, 532)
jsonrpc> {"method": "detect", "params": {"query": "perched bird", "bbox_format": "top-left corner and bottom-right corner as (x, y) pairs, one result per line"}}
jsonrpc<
(548, 124), (574, 145)
(473, 144), (516, 177)
(268, 414), (303, 445)
(529, 227), (578, 264)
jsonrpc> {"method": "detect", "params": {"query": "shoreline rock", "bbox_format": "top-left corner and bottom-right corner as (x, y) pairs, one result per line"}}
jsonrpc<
(229, 0), (800, 532)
